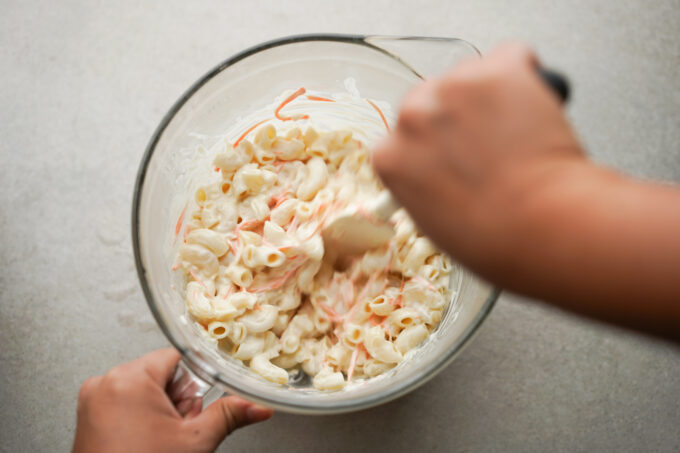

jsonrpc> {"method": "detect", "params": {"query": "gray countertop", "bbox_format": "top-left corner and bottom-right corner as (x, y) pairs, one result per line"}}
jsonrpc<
(1, 1), (679, 452)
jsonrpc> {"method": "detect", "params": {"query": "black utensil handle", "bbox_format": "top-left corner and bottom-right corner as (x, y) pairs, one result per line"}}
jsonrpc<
(538, 68), (570, 104)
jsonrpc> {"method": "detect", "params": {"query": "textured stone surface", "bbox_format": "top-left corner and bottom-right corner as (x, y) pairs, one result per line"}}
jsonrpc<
(1, 1), (679, 452)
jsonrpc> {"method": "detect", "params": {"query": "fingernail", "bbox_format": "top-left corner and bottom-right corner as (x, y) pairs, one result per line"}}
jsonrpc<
(245, 404), (273, 423)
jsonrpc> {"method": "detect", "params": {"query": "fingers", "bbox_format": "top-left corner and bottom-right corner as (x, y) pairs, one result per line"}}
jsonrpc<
(374, 80), (442, 184)
(132, 348), (182, 386)
(186, 395), (273, 441)
(180, 397), (204, 419)
(372, 135), (400, 183)
(77, 375), (103, 413)
(373, 133), (432, 211)
(373, 132), (420, 191)
(386, 41), (538, 149)
(78, 376), (103, 398)
(486, 41), (538, 68)
(397, 79), (441, 137)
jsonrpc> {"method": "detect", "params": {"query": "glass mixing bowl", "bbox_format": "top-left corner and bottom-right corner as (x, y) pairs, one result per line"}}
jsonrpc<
(132, 34), (499, 414)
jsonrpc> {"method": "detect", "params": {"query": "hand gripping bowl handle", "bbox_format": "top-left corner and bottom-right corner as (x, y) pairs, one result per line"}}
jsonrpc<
(168, 358), (215, 416)
(157, 35), (569, 415)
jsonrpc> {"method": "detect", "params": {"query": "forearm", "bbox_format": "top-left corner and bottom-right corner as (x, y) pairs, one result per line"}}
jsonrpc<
(498, 163), (680, 339)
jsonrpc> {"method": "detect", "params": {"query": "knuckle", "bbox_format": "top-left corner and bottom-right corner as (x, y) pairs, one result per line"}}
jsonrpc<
(109, 378), (132, 396)
(372, 141), (401, 179)
(219, 401), (238, 434)
(77, 376), (101, 413)
(441, 61), (508, 101)
(102, 366), (136, 396)
(493, 41), (537, 66)
(439, 72), (478, 100)
(398, 103), (424, 130)
(78, 377), (97, 400)
(502, 40), (533, 55)
(372, 153), (392, 181)
(398, 82), (437, 130)
(448, 56), (482, 76)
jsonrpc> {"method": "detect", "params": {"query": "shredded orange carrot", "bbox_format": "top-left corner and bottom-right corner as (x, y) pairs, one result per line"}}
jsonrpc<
(287, 216), (299, 234)
(233, 118), (270, 148)
(307, 95), (334, 102)
(275, 88), (309, 121)
(341, 280), (354, 310)
(251, 264), (301, 292)
(377, 277), (388, 295)
(317, 300), (342, 320)
(347, 343), (362, 381)
(228, 239), (239, 256)
(189, 269), (204, 287)
(383, 251), (394, 274)
(393, 278), (406, 307)
(413, 275), (436, 291)
(183, 225), (191, 243)
(312, 201), (327, 217)
(171, 262), (180, 271)
(345, 273), (378, 322)
(174, 205), (187, 243)
(274, 195), (289, 209)
(348, 262), (362, 283)
(269, 186), (291, 208)
(303, 199), (343, 241)
(356, 204), (380, 225)
(214, 167), (220, 172)
(367, 99), (391, 132)
(369, 314), (386, 326)
(236, 219), (264, 231)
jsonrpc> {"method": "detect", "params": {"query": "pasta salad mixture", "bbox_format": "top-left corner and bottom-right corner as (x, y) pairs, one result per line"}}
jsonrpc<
(174, 88), (453, 390)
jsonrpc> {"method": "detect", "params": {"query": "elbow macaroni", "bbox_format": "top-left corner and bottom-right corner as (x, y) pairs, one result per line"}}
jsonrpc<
(176, 105), (454, 390)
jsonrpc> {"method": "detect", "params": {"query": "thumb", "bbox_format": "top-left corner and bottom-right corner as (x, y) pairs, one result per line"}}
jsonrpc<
(185, 396), (273, 444)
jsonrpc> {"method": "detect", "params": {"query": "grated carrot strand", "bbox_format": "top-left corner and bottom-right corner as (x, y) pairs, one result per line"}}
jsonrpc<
(233, 118), (270, 148)
(367, 99), (391, 132)
(307, 95), (334, 102)
(347, 343), (362, 381)
(174, 204), (187, 243)
(275, 88), (309, 121)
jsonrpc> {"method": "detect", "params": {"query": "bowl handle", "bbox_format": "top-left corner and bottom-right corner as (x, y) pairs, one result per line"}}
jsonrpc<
(364, 36), (569, 104)
(167, 357), (219, 416)
(363, 35), (482, 79)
